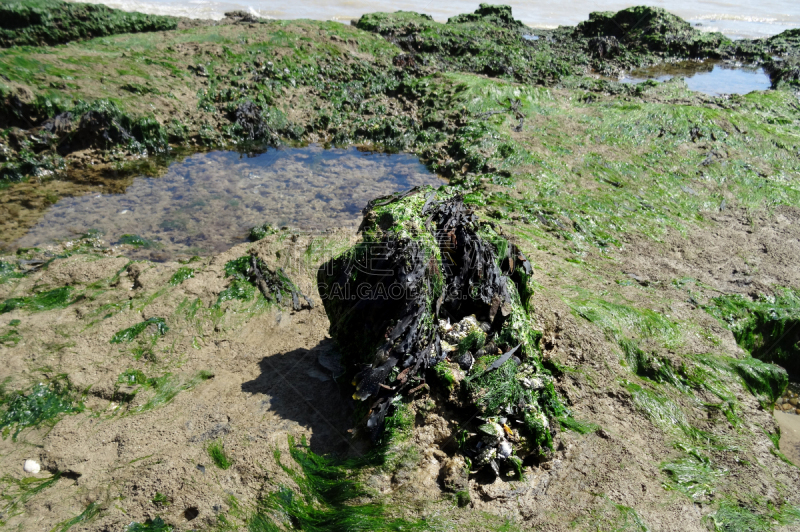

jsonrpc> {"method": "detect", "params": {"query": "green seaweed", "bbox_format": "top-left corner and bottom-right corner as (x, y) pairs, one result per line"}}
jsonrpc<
(127, 517), (174, 532)
(557, 416), (600, 434)
(457, 328), (486, 355)
(0, 286), (75, 314)
(0, 261), (25, 285)
(568, 294), (681, 356)
(249, 223), (280, 241)
(575, 6), (731, 60)
(0, 378), (83, 440)
(0, 327), (21, 346)
(467, 356), (564, 451)
(661, 454), (725, 501)
(118, 369), (148, 386)
(152, 492), (170, 506)
(455, 490), (471, 508)
(215, 255), (303, 313)
(250, 435), (432, 532)
(0, 472), (61, 525)
(215, 256), (257, 306)
(574, 495), (650, 532)
(124, 370), (213, 415)
(208, 439), (232, 470)
(433, 361), (456, 390)
(688, 353), (788, 405)
(216, 280), (256, 305)
(378, 399), (418, 471)
(705, 289), (800, 373)
(605, 503), (650, 532)
(168, 267), (195, 286)
(729, 357), (787, 404)
(110, 317), (169, 344)
(710, 500), (800, 532)
(52, 501), (101, 532)
(621, 380), (686, 432)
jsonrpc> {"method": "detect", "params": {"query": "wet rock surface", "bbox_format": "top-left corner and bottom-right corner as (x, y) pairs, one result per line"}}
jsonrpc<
(320, 190), (564, 477)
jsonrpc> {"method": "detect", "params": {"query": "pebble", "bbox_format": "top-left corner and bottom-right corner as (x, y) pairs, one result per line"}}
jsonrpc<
(778, 386), (800, 415)
(23, 459), (40, 474)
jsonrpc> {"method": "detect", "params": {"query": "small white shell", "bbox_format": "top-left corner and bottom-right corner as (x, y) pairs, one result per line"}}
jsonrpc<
(23, 459), (40, 474)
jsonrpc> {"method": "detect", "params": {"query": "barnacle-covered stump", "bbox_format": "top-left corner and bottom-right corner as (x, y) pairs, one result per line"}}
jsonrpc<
(318, 187), (565, 478)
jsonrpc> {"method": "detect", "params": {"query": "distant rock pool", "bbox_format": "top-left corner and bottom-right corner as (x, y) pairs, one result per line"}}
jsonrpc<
(620, 61), (772, 96)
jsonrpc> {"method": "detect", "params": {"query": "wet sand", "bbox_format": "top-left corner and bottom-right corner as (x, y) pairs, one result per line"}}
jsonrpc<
(775, 411), (800, 465)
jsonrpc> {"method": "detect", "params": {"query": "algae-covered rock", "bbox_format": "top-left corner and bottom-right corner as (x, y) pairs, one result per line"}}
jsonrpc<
(447, 3), (527, 31)
(356, 5), (585, 85)
(318, 187), (562, 472)
(0, 0), (178, 47)
(765, 28), (800, 57)
(356, 4), (753, 85)
(575, 6), (731, 58)
(765, 56), (800, 88)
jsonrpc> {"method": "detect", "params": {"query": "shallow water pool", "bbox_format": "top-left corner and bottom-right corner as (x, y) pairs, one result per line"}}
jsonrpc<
(620, 61), (772, 96)
(12, 146), (445, 260)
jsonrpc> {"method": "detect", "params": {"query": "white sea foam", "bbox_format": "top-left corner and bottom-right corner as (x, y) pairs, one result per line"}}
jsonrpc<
(696, 14), (781, 23)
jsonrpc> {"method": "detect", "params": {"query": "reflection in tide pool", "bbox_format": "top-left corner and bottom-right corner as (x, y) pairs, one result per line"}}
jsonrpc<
(620, 61), (772, 96)
(13, 146), (444, 260)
